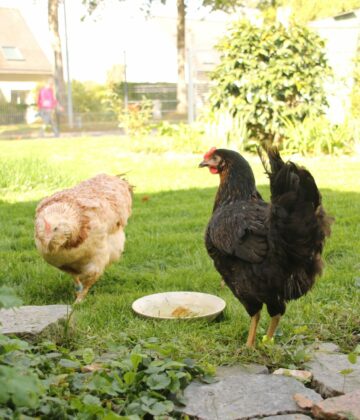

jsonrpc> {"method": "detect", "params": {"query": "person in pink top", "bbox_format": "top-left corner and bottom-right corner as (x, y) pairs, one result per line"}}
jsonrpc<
(37, 78), (61, 137)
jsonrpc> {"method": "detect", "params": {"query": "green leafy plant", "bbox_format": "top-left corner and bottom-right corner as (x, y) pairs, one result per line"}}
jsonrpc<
(0, 288), (214, 418)
(209, 20), (331, 146)
(0, 335), (213, 419)
(156, 122), (210, 153)
(281, 115), (356, 155)
(119, 99), (153, 137)
(71, 80), (110, 114)
(0, 288), (45, 417)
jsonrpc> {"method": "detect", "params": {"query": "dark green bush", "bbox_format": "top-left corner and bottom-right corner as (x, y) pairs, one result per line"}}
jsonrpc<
(209, 21), (331, 146)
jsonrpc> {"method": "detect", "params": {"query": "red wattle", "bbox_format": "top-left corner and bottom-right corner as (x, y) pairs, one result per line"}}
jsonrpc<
(210, 167), (218, 174)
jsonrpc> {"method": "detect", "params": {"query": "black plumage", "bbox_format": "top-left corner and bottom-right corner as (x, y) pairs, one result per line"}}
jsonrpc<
(200, 147), (333, 346)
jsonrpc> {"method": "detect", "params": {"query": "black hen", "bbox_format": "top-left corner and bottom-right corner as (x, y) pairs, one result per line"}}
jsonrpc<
(200, 147), (333, 347)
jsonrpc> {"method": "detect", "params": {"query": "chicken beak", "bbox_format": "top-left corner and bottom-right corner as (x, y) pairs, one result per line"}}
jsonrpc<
(47, 239), (55, 252)
(46, 237), (60, 253)
(199, 160), (209, 168)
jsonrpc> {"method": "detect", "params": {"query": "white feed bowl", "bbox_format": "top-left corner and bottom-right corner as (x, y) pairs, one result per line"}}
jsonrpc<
(132, 291), (226, 321)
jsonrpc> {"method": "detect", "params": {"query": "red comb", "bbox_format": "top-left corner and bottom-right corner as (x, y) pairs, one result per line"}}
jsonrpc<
(203, 147), (217, 160)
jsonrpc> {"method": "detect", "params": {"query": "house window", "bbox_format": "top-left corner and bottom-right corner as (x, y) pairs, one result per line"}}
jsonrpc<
(1, 46), (24, 61)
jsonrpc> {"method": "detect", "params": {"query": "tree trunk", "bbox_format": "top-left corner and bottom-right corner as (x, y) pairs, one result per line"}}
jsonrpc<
(48, 0), (67, 110)
(176, 0), (187, 115)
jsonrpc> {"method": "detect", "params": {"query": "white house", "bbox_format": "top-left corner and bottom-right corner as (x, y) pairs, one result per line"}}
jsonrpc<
(309, 10), (360, 123)
(0, 7), (52, 103)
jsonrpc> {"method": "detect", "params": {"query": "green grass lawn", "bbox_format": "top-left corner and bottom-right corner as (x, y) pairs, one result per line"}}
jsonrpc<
(1, 136), (359, 368)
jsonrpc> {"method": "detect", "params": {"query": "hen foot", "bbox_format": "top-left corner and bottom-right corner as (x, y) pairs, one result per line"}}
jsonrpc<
(265, 314), (281, 341)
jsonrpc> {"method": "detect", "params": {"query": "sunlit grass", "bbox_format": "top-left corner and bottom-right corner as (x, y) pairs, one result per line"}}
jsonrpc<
(0, 136), (359, 368)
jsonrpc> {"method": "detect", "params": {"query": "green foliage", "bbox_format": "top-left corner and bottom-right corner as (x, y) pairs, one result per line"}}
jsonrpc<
(209, 20), (331, 145)
(0, 278), (212, 419)
(202, 0), (245, 11)
(0, 334), (212, 418)
(281, 115), (357, 155)
(118, 100), (153, 137)
(351, 55), (360, 119)
(154, 121), (211, 153)
(288, 0), (360, 24)
(348, 352), (358, 364)
(71, 80), (111, 114)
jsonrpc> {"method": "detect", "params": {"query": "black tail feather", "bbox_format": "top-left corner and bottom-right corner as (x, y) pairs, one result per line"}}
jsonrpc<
(258, 146), (284, 178)
(259, 147), (333, 300)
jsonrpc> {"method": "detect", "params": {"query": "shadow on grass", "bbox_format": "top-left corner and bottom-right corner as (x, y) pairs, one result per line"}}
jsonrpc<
(0, 186), (359, 303)
(0, 186), (360, 360)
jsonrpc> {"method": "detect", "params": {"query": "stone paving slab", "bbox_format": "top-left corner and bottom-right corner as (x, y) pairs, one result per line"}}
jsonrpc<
(314, 342), (340, 353)
(216, 363), (269, 377)
(256, 415), (312, 420)
(306, 351), (360, 397)
(0, 305), (71, 336)
(273, 368), (312, 383)
(312, 389), (360, 419)
(181, 371), (322, 420)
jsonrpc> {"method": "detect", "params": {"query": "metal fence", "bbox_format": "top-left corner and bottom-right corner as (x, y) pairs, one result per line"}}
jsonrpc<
(0, 49), (216, 131)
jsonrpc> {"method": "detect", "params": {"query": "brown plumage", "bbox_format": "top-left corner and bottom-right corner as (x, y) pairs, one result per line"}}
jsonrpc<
(35, 174), (132, 302)
(200, 147), (333, 347)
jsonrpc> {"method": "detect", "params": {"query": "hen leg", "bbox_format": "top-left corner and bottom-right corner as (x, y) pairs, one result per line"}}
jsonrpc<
(75, 272), (100, 303)
(246, 311), (261, 347)
(74, 277), (83, 297)
(266, 315), (281, 340)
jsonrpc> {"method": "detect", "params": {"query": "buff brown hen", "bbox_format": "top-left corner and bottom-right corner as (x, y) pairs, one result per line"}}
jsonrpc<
(35, 174), (132, 302)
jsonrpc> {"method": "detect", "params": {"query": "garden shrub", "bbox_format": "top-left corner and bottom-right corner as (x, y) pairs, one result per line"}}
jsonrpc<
(71, 80), (111, 114)
(156, 121), (210, 153)
(281, 115), (357, 155)
(118, 99), (153, 137)
(209, 20), (331, 146)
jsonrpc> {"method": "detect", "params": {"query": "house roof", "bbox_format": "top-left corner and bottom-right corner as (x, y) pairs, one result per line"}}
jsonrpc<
(0, 7), (52, 81)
